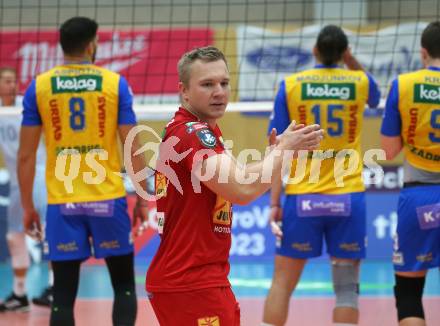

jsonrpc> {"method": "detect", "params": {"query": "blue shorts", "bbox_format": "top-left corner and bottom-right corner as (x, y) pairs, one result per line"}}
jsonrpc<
(277, 192), (366, 259)
(393, 185), (440, 272)
(43, 197), (133, 261)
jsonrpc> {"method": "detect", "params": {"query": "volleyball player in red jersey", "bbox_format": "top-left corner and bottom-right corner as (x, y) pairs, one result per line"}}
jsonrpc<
(146, 46), (324, 325)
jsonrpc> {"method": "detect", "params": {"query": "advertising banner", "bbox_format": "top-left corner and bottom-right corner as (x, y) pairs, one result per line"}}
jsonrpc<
(236, 23), (427, 101)
(0, 28), (213, 102)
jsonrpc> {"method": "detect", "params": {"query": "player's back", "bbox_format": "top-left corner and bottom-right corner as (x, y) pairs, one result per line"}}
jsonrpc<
(35, 64), (125, 203)
(284, 67), (370, 194)
(397, 68), (440, 173)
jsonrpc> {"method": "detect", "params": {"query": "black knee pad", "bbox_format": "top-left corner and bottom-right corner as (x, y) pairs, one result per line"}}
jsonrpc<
(394, 274), (425, 321)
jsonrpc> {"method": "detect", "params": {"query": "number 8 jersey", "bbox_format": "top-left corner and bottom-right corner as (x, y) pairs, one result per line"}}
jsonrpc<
(269, 64), (380, 194)
(22, 64), (136, 204)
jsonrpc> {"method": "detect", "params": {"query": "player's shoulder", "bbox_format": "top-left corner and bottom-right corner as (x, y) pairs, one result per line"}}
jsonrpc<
(93, 65), (120, 78)
(398, 69), (427, 81)
(285, 69), (309, 82)
(167, 120), (210, 137)
(166, 119), (220, 149)
(333, 68), (370, 81)
(36, 66), (60, 81)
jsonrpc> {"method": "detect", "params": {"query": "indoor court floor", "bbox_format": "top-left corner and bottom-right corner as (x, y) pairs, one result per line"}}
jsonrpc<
(0, 260), (439, 325)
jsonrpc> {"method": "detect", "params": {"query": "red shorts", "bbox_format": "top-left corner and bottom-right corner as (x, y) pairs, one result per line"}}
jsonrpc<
(148, 287), (240, 326)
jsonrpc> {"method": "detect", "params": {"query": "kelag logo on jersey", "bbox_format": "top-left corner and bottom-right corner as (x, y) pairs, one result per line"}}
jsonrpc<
(414, 83), (440, 104)
(51, 75), (103, 93)
(301, 83), (355, 100)
(246, 46), (312, 71)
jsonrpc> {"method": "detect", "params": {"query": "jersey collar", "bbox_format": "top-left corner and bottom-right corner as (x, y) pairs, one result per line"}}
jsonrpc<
(63, 60), (93, 65)
(315, 64), (339, 68)
(176, 106), (204, 124)
(427, 66), (440, 71)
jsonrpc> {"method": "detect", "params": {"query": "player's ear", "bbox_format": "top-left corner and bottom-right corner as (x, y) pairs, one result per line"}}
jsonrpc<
(85, 41), (94, 58)
(420, 47), (429, 67)
(312, 46), (319, 59)
(178, 81), (189, 103)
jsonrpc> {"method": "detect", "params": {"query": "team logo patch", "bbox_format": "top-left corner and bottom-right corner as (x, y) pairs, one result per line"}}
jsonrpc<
(186, 121), (209, 134)
(196, 129), (217, 148)
(197, 316), (220, 326)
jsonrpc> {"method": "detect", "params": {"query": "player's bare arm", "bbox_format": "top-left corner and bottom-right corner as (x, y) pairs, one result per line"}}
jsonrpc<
(17, 125), (42, 239)
(380, 135), (403, 160)
(198, 122), (323, 205)
(118, 124), (149, 230)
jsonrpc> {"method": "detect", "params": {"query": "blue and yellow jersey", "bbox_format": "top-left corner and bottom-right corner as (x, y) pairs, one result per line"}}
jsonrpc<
(381, 67), (440, 172)
(22, 64), (136, 204)
(269, 65), (380, 194)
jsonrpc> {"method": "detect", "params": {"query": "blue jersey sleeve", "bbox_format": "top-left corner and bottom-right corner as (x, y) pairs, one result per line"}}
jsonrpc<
(380, 79), (401, 136)
(366, 72), (381, 108)
(268, 80), (290, 135)
(21, 80), (42, 126)
(118, 76), (137, 125)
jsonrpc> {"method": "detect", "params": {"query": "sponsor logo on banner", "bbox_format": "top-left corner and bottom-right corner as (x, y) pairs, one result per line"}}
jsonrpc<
(363, 166), (403, 191)
(246, 46), (312, 71)
(51, 75), (102, 93)
(301, 83), (355, 100)
(416, 203), (440, 230)
(414, 83), (440, 104)
(237, 23), (425, 101)
(296, 194), (351, 217)
(0, 29), (212, 96)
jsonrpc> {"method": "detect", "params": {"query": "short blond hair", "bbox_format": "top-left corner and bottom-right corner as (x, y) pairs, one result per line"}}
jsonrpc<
(0, 67), (16, 79)
(178, 46), (228, 86)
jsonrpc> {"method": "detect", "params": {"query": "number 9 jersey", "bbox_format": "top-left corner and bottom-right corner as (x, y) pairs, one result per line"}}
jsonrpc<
(22, 64), (136, 204)
(269, 64), (381, 194)
(381, 67), (440, 172)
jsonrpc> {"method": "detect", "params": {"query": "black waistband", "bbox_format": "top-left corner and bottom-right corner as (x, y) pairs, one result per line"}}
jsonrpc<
(403, 181), (439, 188)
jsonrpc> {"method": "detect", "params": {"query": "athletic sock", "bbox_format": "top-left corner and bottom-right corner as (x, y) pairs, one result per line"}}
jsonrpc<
(13, 276), (26, 297)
